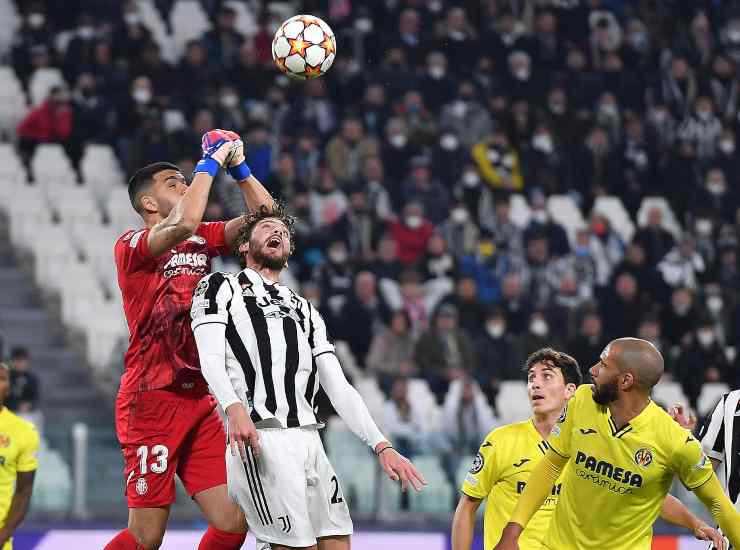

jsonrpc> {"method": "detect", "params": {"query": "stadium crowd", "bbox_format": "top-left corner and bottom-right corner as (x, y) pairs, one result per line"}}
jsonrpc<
(6, 0), (740, 462)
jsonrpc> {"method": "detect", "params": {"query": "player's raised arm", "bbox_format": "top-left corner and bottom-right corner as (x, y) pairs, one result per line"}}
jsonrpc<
(144, 132), (237, 257)
(693, 474), (740, 546)
(659, 494), (725, 549)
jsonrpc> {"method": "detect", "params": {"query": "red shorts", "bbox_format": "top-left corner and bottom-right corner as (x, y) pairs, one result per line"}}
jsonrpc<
(115, 382), (227, 508)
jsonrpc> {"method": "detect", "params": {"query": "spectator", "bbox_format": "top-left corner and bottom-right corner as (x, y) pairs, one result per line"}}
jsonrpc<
(383, 377), (429, 463)
(515, 310), (561, 364)
(479, 193), (524, 256)
(201, 5), (244, 71)
(359, 83), (391, 138)
(475, 308), (518, 404)
(414, 304), (477, 402)
(419, 52), (457, 115)
(369, 238), (403, 282)
(660, 287), (701, 353)
(677, 95), (722, 161)
(308, 168), (348, 233)
(398, 269), (430, 333)
(400, 156), (450, 225)
(633, 207), (676, 266)
(388, 202), (434, 265)
(439, 80), (492, 148)
(315, 239), (354, 318)
(674, 318), (732, 410)
(63, 13), (98, 83)
(325, 116), (379, 186)
(112, 1), (152, 62)
(472, 128), (524, 193)
(12, 3), (55, 83)
(523, 192), (569, 258)
(265, 151), (306, 203)
(440, 203), (480, 260)
(439, 277), (486, 337)
(584, 212), (625, 287)
(380, 117), (416, 185)
(336, 271), (389, 366)
(459, 231), (501, 305)
(567, 309), (609, 368)
(17, 86), (73, 160)
(658, 235), (707, 290)
(367, 311), (418, 390)
(600, 272), (647, 337)
(359, 156), (393, 223)
(6, 347), (39, 413)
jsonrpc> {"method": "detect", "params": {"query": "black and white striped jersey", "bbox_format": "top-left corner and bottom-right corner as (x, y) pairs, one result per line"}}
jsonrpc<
(698, 389), (740, 512)
(190, 267), (334, 428)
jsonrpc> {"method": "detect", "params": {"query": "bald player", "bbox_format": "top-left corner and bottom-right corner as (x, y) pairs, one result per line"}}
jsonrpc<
(493, 338), (740, 550)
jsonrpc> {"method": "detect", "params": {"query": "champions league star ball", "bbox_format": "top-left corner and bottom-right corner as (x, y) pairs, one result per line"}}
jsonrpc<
(272, 15), (336, 79)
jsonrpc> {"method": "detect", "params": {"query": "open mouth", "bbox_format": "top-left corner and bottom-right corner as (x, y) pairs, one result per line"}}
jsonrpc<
(266, 237), (281, 249)
(531, 395), (544, 402)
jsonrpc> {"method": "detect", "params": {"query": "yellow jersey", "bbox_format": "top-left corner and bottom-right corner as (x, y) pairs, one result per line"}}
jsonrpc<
(461, 419), (562, 550)
(0, 408), (39, 550)
(544, 384), (713, 550)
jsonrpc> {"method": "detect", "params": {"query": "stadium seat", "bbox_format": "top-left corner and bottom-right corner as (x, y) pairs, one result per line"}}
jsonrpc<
(592, 196), (635, 243)
(0, 68), (27, 139)
(224, 0), (258, 38)
(651, 380), (689, 410)
(80, 144), (124, 194)
(0, 1), (20, 57)
(636, 197), (682, 240)
(136, 1), (176, 62)
(83, 301), (128, 369)
(407, 455), (453, 513)
(170, 0), (211, 58)
(509, 194), (531, 228)
(407, 378), (442, 432)
(496, 381), (530, 423)
(547, 194), (586, 245)
(31, 144), (76, 183)
(697, 383), (730, 417)
(28, 67), (66, 106)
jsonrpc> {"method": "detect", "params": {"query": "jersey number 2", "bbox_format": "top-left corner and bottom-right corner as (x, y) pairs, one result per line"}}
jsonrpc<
(330, 475), (344, 504)
(137, 445), (169, 475)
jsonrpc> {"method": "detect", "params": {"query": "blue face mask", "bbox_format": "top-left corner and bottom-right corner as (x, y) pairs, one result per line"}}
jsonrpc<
(575, 245), (590, 257)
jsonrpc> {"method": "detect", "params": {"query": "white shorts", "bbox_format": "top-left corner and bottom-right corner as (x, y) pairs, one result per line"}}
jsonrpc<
(226, 426), (353, 547)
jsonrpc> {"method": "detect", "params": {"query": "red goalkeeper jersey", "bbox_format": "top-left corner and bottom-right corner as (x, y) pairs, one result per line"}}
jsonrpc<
(114, 222), (229, 393)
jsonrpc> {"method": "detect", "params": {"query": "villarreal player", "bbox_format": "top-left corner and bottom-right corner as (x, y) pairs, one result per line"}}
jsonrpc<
(0, 363), (38, 550)
(493, 338), (740, 550)
(452, 348), (724, 550)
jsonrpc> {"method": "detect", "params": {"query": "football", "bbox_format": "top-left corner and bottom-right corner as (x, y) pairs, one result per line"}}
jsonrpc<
(272, 15), (336, 79)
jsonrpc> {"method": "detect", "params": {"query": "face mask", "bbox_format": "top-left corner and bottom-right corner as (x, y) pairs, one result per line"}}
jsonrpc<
(600, 104), (618, 117)
(486, 323), (505, 338)
(462, 171), (479, 187)
(532, 210), (548, 224)
(221, 94), (239, 108)
(28, 13), (45, 28)
(707, 181), (725, 195)
(629, 32), (648, 50)
(513, 68), (530, 81)
(478, 242), (495, 257)
(695, 219), (713, 236)
(428, 66), (445, 80)
(440, 134), (459, 150)
(124, 13), (141, 26)
(697, 109), (712, 121)
(707, 295), (723, 314)
(329, 249), (347, 264)
(719, 140), (735, 154)
(697, 329), (715, 347)
(591, 222), (607, 236)
(405, 215), (422, 229)
(132, 88), (152, 104)
(652, 110), (668, 123)
(549, 101), (565, 115)
(530, 319), (548, 337)
(575, 245), (590, 257)
(389, 134), (407, 148)
(726, 28), (740, 42)
(451, 100), (467, 118)
(451, 207), (468, 224)
(673, 303), (690, 316)
(78, 26), (95, 40)
(532, 134), (554, 154)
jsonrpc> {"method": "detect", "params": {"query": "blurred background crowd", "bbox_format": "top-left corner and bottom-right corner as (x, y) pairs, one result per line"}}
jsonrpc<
(2, 0), (740, 515)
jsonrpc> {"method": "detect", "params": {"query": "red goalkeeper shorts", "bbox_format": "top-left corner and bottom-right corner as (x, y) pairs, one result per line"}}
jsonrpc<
(115, 380), (227, 508)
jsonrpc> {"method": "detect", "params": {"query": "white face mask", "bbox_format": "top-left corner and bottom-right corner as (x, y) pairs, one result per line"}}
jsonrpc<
(451, 207), (468, 224)
(707, 181), (725, 195)
(124, 13), (141, 26)
(78, 26), (95, 40)
(695, 219), (713, 236)
(451, 100), (467, 118)
(697, 109), (712, 121)
(428, 66), (445, 80)
(719, 140), (735, 154)
(132, 88), (152, 104)
(530, 319), (549, 337)
(600, 104), (618, 117)
(221, 94), (239, 108)
(513, 68), (530, 81)
(532, 134), (554, 154)
(389, 134), (407, 148)
(440, 134), (459, 150)
(549, 101), (565, 114)
(707, 295), (723, 314)
(28, 13), (45, 28)
(532, 210), (548, 224)
(462, 171), (479, 187)
(329, 249), (347, 264)
(405, 215), (422, 229)
(697, 329), (715, 347)
(486, 322), (505, 338)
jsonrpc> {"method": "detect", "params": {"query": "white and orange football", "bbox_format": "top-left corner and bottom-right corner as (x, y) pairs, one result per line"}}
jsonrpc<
(272, 15), (336, 79)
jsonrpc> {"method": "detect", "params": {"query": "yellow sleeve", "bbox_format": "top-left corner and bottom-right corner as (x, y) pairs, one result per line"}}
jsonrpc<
(510, 447), (568, 528)
(545, 387), (584, 458)
(17, 425), (39, 473)
(693, 474), (740, 547)
(461, 437), (498, 499)
(670, 432), (713, 490)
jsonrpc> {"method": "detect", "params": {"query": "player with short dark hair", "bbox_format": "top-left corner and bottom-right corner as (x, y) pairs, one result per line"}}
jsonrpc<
(105, 131), (275, 550)
(0, 362), (38, 550)
(190, 205), (425, 550)
(494, 338), (740, 550)
(452, 348), (721, 550)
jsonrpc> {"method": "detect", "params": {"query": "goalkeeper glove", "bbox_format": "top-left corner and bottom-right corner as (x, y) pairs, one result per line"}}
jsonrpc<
(223, 132), (252, 182)
(194, 129), (238, 177)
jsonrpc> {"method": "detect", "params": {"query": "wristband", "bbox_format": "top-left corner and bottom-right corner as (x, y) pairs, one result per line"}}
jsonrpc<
(376, 445), (394, 456)
(228, 161), (251, 181)
(193, 157), (220, 177)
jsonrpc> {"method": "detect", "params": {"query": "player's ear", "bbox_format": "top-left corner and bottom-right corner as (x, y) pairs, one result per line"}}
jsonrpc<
(238, 241), (249, 254)
(139, 193), (157, 214)
(564, 383), (577, 399)
(621, 371), (636, 390)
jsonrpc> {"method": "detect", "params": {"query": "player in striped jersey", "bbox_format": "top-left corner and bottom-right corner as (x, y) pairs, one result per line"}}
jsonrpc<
(697, 388), (740, 549)
(191, 204), (426, 549)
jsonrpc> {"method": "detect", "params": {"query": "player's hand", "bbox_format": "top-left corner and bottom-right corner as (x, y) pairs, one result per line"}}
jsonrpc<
(226, 403), (260, 460)
(221, 130), (253, 182)
(669, 403), (697, 431)
(692, 522), (725, 550)
(375, 443), (426, 492)
(492, 523), (523, 550)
